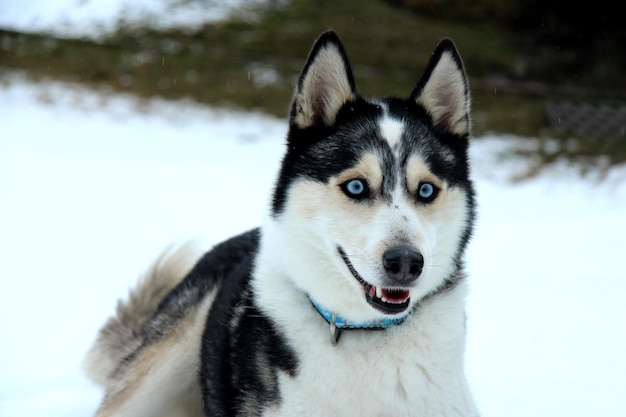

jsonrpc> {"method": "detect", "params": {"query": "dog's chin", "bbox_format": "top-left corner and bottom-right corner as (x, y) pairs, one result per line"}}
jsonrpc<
(337, 247), (411, 315)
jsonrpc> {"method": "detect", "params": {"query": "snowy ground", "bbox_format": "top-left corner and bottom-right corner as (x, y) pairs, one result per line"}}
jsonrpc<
(1, 76), (625, 417)
(0, 0), (263, 38)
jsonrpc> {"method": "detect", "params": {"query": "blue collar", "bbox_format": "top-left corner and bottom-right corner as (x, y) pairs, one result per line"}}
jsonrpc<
(309, 297), (408, 345)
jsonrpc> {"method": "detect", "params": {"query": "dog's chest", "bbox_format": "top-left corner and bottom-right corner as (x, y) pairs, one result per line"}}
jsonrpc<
(262, 326), (473, 417)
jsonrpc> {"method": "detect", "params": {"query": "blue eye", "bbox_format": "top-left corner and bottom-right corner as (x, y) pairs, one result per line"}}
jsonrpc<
(341, 178), (369, 200)
(346, 179), (364, 195)
(417, 182), (437, 202)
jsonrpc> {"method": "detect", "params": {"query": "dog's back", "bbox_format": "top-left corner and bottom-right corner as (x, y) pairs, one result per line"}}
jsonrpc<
(84, 230), (260, 417)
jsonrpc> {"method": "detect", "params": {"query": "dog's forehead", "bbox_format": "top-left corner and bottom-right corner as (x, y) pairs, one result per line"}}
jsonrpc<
(343, 115), (440, 194)
(377, 114), (405, 150)
(372, 99), (434, 153)
(333, 101), (438, 176)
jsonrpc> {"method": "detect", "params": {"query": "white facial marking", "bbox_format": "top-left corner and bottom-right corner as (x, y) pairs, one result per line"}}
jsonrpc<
(378, 114), (404, 149)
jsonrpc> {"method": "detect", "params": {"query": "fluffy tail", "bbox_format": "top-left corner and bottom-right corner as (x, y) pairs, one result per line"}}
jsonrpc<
(83, 242), (202, 386)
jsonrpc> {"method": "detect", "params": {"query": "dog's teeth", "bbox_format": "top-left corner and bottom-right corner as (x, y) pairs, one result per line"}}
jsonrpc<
(376, 287), (382, 299)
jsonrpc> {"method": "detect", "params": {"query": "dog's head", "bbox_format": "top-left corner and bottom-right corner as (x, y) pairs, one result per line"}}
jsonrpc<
(265, 31), (474, 323)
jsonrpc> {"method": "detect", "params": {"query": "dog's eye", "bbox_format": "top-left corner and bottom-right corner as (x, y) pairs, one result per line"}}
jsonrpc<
(341, 178), (370, 200)
(417, 182), (438, 203)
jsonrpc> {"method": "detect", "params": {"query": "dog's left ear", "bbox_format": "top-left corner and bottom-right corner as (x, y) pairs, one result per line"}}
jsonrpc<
(290, 31), (357, 129)
(411, 39), (471, 137)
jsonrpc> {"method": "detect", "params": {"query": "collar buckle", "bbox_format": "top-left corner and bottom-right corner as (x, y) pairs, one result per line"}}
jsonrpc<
(330, 313), (340, 345)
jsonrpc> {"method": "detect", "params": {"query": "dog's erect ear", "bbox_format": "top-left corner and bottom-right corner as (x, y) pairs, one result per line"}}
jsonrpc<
(290, 31), (357, 129)
(411, 39), (471, 137)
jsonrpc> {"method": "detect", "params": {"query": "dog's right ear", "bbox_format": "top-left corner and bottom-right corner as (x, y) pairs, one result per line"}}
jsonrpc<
(290, 31), (357, 129)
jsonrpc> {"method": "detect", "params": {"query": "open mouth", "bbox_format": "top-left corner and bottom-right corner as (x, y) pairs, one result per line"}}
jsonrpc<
(338, 247), (411, 315)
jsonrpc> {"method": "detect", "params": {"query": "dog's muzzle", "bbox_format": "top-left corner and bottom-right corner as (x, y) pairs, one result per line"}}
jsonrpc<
(338, 246), (414, 315)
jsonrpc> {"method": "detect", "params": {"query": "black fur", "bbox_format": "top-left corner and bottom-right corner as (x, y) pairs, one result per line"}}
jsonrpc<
(198, 230), (298, 416)
(112, 229), (266, 378)
(142, 229), (262, 344)
(129, 229), (298, 416)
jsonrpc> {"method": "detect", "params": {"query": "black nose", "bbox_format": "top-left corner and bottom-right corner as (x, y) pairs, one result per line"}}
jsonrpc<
(382, 246), (424, 284)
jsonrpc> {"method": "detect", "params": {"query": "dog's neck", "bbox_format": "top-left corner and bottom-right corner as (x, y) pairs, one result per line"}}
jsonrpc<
(308, 296), (408, 345)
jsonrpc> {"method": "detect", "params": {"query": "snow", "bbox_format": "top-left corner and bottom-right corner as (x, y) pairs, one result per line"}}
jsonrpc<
(0, 78), (285, 416)
(1, 76), (625, 417)
(0, 0), (264, 38)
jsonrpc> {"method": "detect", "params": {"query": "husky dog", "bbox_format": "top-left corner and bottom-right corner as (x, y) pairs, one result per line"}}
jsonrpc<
(84, 31), (479, 416)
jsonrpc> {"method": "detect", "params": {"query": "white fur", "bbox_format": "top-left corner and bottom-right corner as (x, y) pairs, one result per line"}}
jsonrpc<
(253, 248), (477, 416)
(378, 111), (404, 148)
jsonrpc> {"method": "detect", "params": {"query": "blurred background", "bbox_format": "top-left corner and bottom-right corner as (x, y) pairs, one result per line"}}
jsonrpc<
(1, 0), (624, 173)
